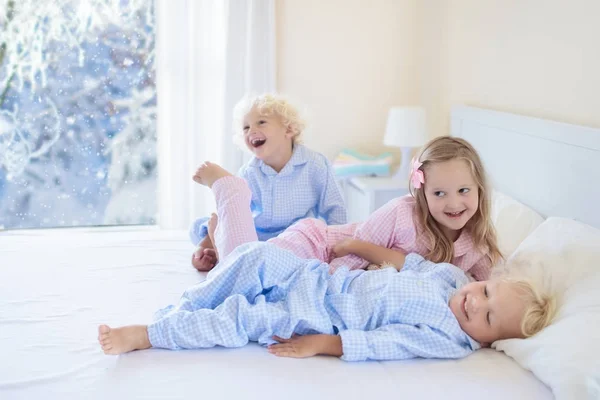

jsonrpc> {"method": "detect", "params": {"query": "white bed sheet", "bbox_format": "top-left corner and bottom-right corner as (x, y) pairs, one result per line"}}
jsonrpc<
(0, 228), (553, 400)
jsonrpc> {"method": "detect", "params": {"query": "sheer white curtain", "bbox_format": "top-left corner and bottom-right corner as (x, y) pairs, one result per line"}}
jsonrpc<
(156, 0), (275, 230)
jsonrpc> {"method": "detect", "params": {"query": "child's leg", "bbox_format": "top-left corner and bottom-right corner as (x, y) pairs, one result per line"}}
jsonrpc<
(265, 220), (360, 264)
(196, 162), (350, 265)
(101, 285), (333, 354)
(148, 287), (333, 350)
(266, 219), (331, 262)
(194, 162), (258, 260)
(211, 175), (258, 259)
(157, 242), (326, 319)
(150, 244), (335, 350)
(208, 172), (344, 266)
(99, 243), (334, 353)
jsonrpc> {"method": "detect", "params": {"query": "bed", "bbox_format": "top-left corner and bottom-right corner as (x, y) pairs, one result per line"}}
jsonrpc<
(2, 106), (599, 399)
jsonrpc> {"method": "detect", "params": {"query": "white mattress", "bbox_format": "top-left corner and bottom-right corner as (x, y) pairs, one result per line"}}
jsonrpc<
(0, 228), (553, 400)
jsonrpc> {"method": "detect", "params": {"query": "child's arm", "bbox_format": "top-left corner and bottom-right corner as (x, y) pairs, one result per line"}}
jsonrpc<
(339, 324), (475, 362)
(269, 324), (476, 361)
(267, 334), (343, 358)
(333, 238), (406, 270)
(327, 197), (409, 272)
(317, 159), (347, 225)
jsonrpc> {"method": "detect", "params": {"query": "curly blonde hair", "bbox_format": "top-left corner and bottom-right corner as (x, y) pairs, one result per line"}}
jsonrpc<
(409, 136), (503, 267)
(502, 278), (557, 337)
(232, 93), (306, 147)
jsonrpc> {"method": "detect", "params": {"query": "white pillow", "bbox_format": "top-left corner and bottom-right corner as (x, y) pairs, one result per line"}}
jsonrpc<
(490, 190), (545, 258)
(493, 217), (600, 400)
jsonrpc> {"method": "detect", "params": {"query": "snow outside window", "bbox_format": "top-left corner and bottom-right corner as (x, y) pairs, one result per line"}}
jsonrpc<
(0, 0), (156, 229)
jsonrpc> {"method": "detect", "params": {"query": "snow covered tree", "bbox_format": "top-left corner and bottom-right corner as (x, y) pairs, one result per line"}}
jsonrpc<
(0, 0), (156, 229)
(102, 86), (157, 225)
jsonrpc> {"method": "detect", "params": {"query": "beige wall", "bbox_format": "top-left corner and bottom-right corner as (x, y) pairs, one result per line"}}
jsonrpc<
(425, 0), (600, 136)
(276, 0), (419, 160)
(277, 0), (600, 160)
(416, 0), (449, 138)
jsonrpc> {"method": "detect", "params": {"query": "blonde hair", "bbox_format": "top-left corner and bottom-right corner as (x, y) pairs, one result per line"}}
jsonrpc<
(232, 93), (306, 147)
(502, 278), (557, 337)
(409, 136), (502, 266)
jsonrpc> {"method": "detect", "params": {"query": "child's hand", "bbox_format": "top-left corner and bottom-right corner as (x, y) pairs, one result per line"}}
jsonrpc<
(191, 236), (218, 271)
(332, 238), (356, 258)
(191, 248), (217, 271)
(267, 335), (323, 359)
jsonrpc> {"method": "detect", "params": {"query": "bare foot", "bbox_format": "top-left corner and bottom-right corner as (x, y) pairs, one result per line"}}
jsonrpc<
(207, 213), (219, 260)
(98, 324), (151, 355)
(192, 162), (232, 188)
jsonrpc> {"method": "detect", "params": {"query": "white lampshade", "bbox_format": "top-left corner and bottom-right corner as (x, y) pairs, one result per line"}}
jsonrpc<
(384, 106), (427, 148)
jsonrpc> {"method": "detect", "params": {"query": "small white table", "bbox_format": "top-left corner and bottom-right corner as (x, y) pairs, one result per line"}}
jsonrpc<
(344, 176), (409, 223)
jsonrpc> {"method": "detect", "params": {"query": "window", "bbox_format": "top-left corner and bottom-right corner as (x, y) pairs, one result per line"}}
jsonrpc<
(0, 0), (156, 229)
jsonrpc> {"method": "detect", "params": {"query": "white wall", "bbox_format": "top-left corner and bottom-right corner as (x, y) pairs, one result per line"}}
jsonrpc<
(415, 0), (449, 138)
(277, 0), (600, 160)
(423, 0), (600, 136)
(276, 0), (419, 160)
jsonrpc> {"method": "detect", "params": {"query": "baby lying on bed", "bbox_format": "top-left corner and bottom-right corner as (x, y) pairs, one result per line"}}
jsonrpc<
(98, 242), (555, 361)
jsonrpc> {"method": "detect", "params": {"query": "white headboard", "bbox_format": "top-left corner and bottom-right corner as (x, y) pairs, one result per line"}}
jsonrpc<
(451, 106), (600, 229)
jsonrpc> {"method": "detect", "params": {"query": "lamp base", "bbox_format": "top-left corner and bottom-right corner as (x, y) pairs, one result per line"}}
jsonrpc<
(392, 146), (414, 184)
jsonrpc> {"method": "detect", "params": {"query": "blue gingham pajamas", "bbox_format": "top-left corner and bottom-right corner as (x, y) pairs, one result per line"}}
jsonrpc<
(148, 243), (480, 361)
(189, 144), (347, 245)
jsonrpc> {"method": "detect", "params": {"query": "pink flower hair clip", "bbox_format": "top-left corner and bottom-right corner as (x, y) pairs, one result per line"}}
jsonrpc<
(411, 158), (425, 189)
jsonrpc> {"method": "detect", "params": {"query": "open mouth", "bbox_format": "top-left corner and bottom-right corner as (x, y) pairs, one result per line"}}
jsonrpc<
(445, 210), (466, 219)
(462, 296), (469, 320)
(250, 138), (266, 148)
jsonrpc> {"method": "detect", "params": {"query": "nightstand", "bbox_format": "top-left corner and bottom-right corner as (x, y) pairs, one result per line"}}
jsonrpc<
(344, 177), (409, 223)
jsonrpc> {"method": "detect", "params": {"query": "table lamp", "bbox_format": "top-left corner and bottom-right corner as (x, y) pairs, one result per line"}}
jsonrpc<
(384, 106), (428, 181)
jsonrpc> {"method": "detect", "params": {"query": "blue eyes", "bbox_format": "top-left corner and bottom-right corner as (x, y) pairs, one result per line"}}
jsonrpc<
(433, 188), (470, 197)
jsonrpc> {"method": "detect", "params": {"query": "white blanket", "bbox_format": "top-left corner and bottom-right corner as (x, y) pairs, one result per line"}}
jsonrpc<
(0, 228), (552, 399)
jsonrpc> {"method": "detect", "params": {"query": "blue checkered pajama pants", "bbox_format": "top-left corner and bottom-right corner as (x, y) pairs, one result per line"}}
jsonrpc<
(147, 242), (337, 350)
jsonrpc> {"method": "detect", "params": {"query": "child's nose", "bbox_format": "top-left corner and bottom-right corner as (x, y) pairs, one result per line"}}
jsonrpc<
(447, 194), (461, 207)
(469, 295), (480, 313)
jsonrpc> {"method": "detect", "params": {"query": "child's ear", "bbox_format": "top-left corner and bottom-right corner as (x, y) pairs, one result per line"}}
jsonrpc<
(284, 128), (295, 139)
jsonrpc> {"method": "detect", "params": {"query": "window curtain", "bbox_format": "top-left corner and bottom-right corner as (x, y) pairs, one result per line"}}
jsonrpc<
(156, 0), (275, 230)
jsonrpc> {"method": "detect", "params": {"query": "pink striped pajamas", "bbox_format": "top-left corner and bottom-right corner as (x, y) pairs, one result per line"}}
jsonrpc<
(211, 176), (492, 281)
